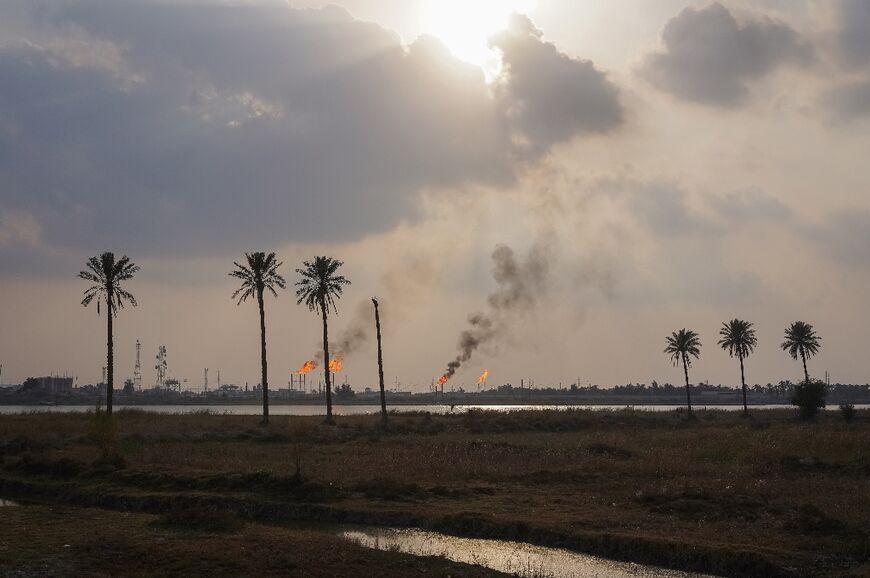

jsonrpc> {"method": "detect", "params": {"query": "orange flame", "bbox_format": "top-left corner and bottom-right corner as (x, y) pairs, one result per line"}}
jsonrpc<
(296, 360), (317, 375)
(476, 369), (489, 385)
(328, 353), (345, 373)
(437, 374), (449, 386)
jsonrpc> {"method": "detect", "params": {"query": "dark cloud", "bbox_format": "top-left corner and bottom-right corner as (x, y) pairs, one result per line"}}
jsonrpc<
(490, 14), (622, 152)
(0, 1), (622, 263)
(641, 2), (812, 107)
(839, 0), (870, 68)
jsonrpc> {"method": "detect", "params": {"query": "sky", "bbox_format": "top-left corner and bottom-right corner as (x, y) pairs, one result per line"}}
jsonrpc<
(1, 0), (869, 392)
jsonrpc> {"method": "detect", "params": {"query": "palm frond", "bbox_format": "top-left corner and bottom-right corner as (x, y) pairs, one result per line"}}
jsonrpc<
(664, 328), (702, 367)
(781, 321), (821, 361)
(78, 252), (139, 317)
(230, 251), (284, 305)
(718, 318), (757, 359)
(295, 256), (351, 315)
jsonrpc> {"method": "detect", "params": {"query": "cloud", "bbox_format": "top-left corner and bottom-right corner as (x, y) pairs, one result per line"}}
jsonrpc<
(707, 187), (793, 222)
(640, 2), (812, 107)
(576, 175), (802, 304)
(822, 80), (870, 121)
(820, 2), (870, 121)
(0, 209), (43, 248)
(592, 177), (711, 236)
(490, 14), (622, 152)
(809, 209), (870, 266)
(0, 1), (622, 264)
(839, 0), (870, 68)
(0, 206), (78, 276)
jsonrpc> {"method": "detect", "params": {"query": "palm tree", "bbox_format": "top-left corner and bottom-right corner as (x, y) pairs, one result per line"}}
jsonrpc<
(718, 319), (758, 416)
(79, 252), (139, 416)
(781, 321), (821, 384)
(372, 298), (387, 424)
(230, 252), (285, 425)
(664, 329), (702, 415)
(295, 257), (350, 425)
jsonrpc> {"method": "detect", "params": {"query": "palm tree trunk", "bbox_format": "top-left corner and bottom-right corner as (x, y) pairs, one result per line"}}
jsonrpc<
(801, 350), (809, 384)
(258, 289), (269, 425)
(740, 355), (748, 417)
(320, 299), (334, 425)
(106, 295), (113, 416)
(682, 353), (692, 415)
(373, 299), (387, 424)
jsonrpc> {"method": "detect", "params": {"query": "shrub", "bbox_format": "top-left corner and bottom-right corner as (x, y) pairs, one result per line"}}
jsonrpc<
(791, 380), (826, 420)
(839, 403), (856, 423)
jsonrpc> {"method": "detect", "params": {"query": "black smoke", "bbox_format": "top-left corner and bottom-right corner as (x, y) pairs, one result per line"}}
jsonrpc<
(441, 242), (550, 380)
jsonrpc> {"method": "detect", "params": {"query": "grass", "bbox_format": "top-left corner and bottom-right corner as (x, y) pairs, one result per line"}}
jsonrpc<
(1, 408), (869, 576)
(159, 505), (246, 532)
(0, 505), (511, 577)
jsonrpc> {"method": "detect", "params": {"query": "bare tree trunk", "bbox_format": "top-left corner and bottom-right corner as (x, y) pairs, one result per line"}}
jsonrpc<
(801, 350), (809, 384)
(372, 299), (387, 424)
(258, 289), (269, 426)
(683, 354), (692, 416)
(740, 355), (748, 417)
(321, 299), (334, 425)
(106, 295), (113, 416)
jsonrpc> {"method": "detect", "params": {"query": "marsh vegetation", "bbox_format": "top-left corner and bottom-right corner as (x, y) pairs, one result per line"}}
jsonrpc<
(1, 408), (868, 576)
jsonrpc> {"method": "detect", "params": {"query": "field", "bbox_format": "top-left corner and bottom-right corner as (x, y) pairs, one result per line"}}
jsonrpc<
(1, 408), (868, 577)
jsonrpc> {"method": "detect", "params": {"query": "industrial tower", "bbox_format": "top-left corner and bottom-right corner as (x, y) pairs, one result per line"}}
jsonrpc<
(133, 340), (143, 391)
(155, 346), (167, 388)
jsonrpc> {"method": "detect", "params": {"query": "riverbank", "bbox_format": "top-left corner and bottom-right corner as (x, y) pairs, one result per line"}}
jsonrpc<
(1, 409), (868, 576)
(0, 504), (511, 577)
(0, 397), (805, 407)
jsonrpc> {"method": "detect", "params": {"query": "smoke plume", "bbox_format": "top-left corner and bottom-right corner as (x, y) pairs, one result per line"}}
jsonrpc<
(313, 301), (370, 363)
(440, 242), (551, 381)
(309, 256), (437, 365)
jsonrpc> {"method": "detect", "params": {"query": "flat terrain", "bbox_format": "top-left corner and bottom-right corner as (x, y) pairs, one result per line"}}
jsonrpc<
(0, 504), (511, 577)
(1, 408), (868, 577)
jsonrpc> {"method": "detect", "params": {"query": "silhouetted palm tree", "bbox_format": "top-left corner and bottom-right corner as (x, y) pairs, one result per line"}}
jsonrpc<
(295, 257), (350, 425)
(372, 297), (387, 424)
(79, 252), (139, 416)
(665, 329), (702, 415)
(781, 321), (821, 384)
(230, 252), (285, 425)
(718, 319), (758, 416)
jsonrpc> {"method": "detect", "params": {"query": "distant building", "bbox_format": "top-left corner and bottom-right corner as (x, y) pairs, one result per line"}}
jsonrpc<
(21, 376), (73, 394)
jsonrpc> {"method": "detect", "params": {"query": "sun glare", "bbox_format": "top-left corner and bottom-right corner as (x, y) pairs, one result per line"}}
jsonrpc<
(420, 0), (534, 78)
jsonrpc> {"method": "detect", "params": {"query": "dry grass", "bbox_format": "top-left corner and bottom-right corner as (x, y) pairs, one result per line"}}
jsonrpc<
(1, 408), (869, 576)
(0, 505), (510, 577)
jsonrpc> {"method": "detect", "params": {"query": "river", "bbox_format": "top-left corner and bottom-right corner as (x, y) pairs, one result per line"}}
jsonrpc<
(341, 526), (716, 578)
(0, 403), (865, 415)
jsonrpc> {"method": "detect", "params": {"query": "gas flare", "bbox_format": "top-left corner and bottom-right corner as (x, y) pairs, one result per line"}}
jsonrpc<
(296, 360), (317, 375)
(476, 369), (489, 385)
(437, 374), (449, 386)
(328, 353), (345, 373)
